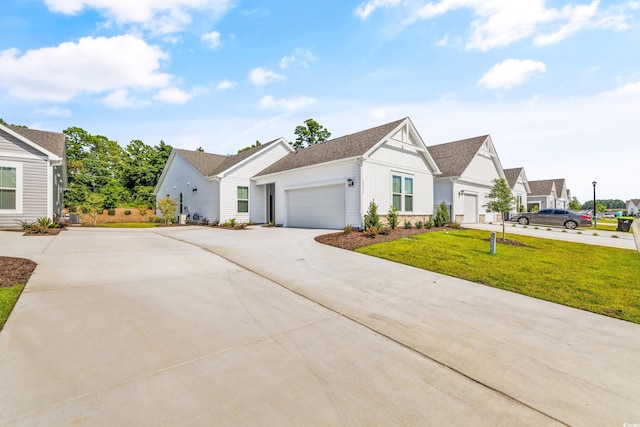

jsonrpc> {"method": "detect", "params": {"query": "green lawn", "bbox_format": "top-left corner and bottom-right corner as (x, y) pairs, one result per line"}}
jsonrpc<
(0, 284), (26, 331)
(96, 222), (160, 228)
(357, 229), (640, 324)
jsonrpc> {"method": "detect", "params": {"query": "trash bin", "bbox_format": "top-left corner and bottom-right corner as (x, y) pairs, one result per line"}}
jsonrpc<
(616, 217), (634, 232)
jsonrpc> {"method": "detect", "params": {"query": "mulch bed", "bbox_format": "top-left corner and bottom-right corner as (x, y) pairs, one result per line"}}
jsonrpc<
(23, 228), (64, 236)
(315, 226), (450, 251)
(0, 257), (37, 288)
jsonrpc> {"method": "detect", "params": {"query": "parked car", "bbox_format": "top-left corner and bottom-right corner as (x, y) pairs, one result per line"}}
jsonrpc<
(512, 209), (592, 229)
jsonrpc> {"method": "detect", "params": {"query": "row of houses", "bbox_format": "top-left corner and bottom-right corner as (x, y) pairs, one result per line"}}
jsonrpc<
(154, 117), (571, 229)
(0, 117), (576, 229)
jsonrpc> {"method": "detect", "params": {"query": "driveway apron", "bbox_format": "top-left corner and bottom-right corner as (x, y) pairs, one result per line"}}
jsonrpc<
(0, 226), (637, 426)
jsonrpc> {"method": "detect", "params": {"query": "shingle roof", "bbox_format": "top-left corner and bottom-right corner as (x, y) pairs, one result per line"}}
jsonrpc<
(528, 179), (555, 196)
(8, 125), (66, 158)
(627, 199), (640, 205)
(426, 135), (489, 178)
(254, 118), (406, 177)
(176, 138), (281, 177)
(553, 178), (566, 195)
(503, 167), (523, 189)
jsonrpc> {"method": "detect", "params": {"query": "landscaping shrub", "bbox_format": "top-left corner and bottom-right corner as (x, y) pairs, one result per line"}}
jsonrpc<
(107, 209), (116, 216)
(426, 218), (434, 229)
(415, 220), (424, 229)
(404, 220), (413, 229)
(379, 226), (391, 235)
(434, 201), (450, 227)
(124, 210), (131, 215)
(364, 225), (379, 238)
(343, 224), (353, 234)
(387, 206), (398, 230)
(448, 222), (461, 229)
(364, 200), (380, 230)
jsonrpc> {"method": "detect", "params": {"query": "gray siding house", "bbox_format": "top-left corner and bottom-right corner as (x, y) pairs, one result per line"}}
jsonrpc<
(0, 124), (67, 228)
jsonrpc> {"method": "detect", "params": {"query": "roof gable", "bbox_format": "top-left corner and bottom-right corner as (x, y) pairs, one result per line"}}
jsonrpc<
(552, 178), (567, 197)
(427, 135), (489, 178)
(0, 124), (65, 160)
(503, 167), (531, 193)
(254, 118), (407, 177)
(174, 149), (228, 176)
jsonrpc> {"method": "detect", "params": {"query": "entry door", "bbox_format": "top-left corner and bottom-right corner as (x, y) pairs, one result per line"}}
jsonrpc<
(463, 194), (478, 223)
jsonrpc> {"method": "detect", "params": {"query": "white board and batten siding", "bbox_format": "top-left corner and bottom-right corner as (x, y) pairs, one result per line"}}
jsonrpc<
(157, 154), (219, 222)
(219, 142), (291, 224)
(0, 130), (50, 228)
(364, 140), (436, 220)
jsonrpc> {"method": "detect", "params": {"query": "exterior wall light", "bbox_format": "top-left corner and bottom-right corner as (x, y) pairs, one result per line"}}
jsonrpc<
(347, 178), (354, 187)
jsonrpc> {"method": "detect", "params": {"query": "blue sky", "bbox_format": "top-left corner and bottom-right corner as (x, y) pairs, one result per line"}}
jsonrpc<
(1, 0), (639, 203)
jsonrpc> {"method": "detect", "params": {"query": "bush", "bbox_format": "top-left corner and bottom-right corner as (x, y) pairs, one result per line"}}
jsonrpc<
(387, 206), (398, 230)
(379, 226), (391, 235)
(210, 219), (220, 226)
(448, 221), (461, 229)
(434, 201), (450, 227)
(415, 220), (424, 229)
(364, 225), (379, 238)
(107, 209), (116, 216)
(404, 220), (413, 229)
(224, 218), (237, 228)
(426, 218), (434, 229)
(364, 200), (380, 230)
(343, 224), (353, 234)
(124, 210), (131, 215)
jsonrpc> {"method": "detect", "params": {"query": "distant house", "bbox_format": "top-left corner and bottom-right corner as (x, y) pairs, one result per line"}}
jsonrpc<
(427, 135), (506, 224)
(627, 199), (640, 216)
(527, 180), (557, 211)
(503, 167), (531, 213)
(154, 138), (293, 224)
(0, 124), (67, 228)
(254, 117), (441, 229)
(552, 178), (569, 209)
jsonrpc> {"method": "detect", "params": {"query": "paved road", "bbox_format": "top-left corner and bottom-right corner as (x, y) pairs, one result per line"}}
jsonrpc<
(0, 227), (638, 426)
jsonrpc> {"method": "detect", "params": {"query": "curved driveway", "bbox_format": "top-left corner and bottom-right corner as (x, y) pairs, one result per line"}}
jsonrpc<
(0, 226), (638, 426)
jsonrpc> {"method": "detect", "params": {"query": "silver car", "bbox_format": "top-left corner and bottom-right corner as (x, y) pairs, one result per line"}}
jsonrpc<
(513, 209), (593, 229)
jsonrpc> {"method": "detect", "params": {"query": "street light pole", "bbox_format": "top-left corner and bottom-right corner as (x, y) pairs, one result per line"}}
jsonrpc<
(592, 180), (597, 229)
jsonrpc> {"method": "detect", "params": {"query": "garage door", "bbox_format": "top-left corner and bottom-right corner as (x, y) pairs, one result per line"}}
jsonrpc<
(287, 185), (346, 229)
(463, 194), (478, 223)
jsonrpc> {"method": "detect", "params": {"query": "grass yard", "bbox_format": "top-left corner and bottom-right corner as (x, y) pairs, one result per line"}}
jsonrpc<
(357, 229), (640, 324)
(96, 222), (160, 228)
(0, 284), (26, 331)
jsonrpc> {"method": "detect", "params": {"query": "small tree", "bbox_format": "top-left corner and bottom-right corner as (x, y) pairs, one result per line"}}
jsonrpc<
(387, 205), (398, 230)
(434, 201), (450, 227)
(364, 200), (380, 230)
(485, 178), (514, 241)
(292, 119), (331, 150)
(157, 195), (178, 224)
(82, 193), (105, 226)
(569, 196), (581, 211)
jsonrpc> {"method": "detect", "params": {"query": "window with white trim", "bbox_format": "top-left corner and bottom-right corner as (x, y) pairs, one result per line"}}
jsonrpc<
(392, 174), (413, 212)
(0, 164), (18, 210)
(237, 186), (249, 213)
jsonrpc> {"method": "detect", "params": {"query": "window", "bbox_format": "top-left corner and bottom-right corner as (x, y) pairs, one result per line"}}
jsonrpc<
(391, 174), (413, 212)
(0, 165), (17, 210)
(237, 186), (249, 213)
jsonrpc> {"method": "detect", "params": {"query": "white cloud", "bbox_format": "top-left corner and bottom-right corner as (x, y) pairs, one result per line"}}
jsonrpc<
(34, 106), (72, 117)
(279, 48), (317, 69)
(355, 0), (402, 19)
(478, 59), (546, 91)
(605, 80), (640, 95)
(44, 0), (235, 34)
(216, 79), (237, 90)
(248, 67), (284, 86)
(366, 0), (639, 51)
(102, 89), (140, 109)
(153, 87), (195, 104)
(258, 95), (316, 112)
(0, 35), (171, 102)
(202, 31), (221, 49)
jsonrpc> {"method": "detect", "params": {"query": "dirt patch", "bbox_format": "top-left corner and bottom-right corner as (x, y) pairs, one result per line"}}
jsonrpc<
(484, 237), (527, 247)
(315, 227), (452, 251)
(0, 257), (37, 288)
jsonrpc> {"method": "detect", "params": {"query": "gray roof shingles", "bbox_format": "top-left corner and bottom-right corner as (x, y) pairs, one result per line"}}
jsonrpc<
(426, 135), (488, 178)
(528, 179), (555, 196)
(8, 125), (66, 158)
(503, 167), (523, 189)
(176, 138), (280, 177)
(254, 118), (406, 177)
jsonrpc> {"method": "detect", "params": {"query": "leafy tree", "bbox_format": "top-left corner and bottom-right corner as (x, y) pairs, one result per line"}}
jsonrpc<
(569, 197), (581, 211)
(157, 195), (177, 224)
(582, 199), (626, 210)
(387, 205), (398, 230)
(434, 201), (450, 227)
(196, 146), (204, 152)
(82, 193), (105, 226)
(485, 178), (514, 241)
(238, 140), (261, 154)
(596, 202), (607, 214)
(100, 179), (130, 209)
(292, 119), (331, 149)
(364, 200), (380, 230)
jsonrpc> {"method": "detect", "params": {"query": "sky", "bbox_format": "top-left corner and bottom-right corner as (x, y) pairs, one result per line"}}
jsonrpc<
(1, 0), (639, 203)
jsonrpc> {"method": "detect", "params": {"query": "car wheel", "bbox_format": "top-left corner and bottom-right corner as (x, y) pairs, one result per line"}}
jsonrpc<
(565, 220), (577, 229)
(518, 217), (529, 225)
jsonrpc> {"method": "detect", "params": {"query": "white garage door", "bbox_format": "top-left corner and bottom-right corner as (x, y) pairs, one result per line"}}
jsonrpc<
(287, 185), (346, 229)
(463, 194), (478, 223)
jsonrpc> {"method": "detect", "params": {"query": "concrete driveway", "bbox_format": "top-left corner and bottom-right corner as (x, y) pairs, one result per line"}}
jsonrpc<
(1, 227), (638, 426)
